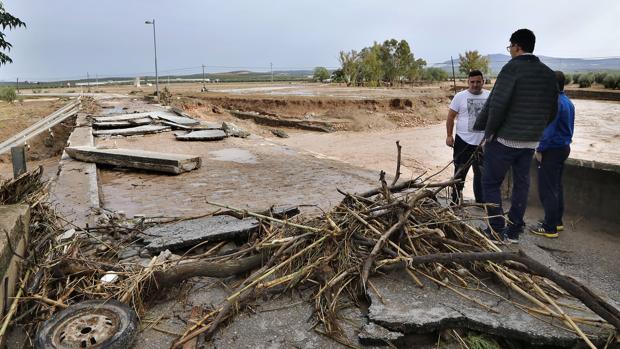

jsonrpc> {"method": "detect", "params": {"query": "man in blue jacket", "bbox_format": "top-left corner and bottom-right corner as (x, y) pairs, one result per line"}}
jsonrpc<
(531, 71), (575, 238)
(474, 29), (558, 243)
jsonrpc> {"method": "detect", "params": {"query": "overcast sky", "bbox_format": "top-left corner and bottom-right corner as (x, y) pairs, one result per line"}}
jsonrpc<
(1, 0), (618, 81)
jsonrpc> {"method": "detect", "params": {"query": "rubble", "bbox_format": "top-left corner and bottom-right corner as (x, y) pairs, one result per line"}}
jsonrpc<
(64, 146), (201, 174)
(92, 117), (153, 129)
(358, 322), (404, 345)
(142, 215), (258, 253)
(271, 129), (290, 138)
(92, 124), (170, 136)
(222, 121), (250, 138)
(174, 129), (227, 141)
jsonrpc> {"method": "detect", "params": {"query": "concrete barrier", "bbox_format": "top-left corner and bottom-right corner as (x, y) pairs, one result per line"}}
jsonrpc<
(0, 204), (30, 346)
(528, 159), (620, 223)
(502, 158), (620, 223)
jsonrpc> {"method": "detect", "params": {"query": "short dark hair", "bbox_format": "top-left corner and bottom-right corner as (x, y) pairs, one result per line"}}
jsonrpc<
(555, 71), (565, 91)
(468, 70), (484, 79)
(510, 28), (536, 53)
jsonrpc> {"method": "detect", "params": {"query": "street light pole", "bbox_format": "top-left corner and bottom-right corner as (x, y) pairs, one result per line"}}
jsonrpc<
(145, 19), (159, 100)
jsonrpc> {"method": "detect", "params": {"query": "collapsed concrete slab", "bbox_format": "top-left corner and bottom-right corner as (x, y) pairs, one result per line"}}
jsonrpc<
(92, 125), (170, 136)
(50, 117), (101, 228)
(155, 111), (199, 126)
(366, 271), (613, 347)
(143, 215), (259, 253)
(174, 129), (227, 141)
(65, 146), (201, 174)
(93, 117), (153, 129)
(358, 322), (404, 346)
(92, 112), (155, 123)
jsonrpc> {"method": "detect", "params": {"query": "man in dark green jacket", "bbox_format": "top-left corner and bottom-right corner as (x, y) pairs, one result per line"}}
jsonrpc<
(473, 28), (558, 243)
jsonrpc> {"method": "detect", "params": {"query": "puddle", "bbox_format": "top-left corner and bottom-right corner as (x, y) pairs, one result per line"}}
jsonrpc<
(209, 148), (257, 164)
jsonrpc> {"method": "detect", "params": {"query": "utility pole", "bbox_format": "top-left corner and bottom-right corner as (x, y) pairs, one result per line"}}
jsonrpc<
(16, 77), (19, 94)
(450, 56), (457, 95)
(270, 62), (273, 83)
(87, 72), (90, 91)
(96, 74), (98, 87)
(202, 64), (206, 90)
(145, 19), (159, 100)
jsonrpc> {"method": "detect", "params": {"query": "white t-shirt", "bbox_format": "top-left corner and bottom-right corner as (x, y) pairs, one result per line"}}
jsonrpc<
(449, 89), (490, 145)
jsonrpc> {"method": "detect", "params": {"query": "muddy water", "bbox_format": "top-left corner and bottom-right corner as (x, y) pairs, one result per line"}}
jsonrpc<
(571, 99), (620, 164)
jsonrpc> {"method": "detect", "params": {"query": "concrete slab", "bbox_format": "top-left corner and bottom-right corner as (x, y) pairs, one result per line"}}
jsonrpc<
(155, 111), (199, 126)
(65, 146), (201, 174)
(51, 117), (101, 228)
(0, 204), (29, 328)
(174, 130), (227, 141)
(222, 122), (250, 138)
(359, 322), (404, 345)
(93, 112), (155, 122)
(93, 125), (170, 137)
(367, 271), (613, 347)
(142, 215), (258, 253)
(93, 117), (153, 129)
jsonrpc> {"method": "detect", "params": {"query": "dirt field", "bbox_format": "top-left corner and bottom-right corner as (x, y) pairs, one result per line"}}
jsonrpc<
(0, 98), (66, 143)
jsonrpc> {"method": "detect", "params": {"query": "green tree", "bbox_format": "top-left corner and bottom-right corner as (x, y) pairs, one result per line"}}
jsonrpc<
(458, 50), (489, 75)
(338, 50), (359, 86)
(379, 39), (399, 83)
(359, 43), (384, 87)
(422, 67), (448, 81)
(313, 66), (330, 82)
(0, 3), (26, 65)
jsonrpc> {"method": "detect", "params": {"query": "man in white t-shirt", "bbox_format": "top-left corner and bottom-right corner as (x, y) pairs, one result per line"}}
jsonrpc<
(445, 70), (490, 204)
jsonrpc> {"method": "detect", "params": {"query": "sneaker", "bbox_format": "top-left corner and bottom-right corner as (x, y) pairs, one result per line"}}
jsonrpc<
(483, 228), (507, 244)
(537, 220), (564, 232)
(504, 228), (520, 244)
(530, 224), (559, 238)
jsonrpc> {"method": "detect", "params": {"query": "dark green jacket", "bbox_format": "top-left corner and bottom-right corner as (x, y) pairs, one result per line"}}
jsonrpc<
(474, 54), (558, 141)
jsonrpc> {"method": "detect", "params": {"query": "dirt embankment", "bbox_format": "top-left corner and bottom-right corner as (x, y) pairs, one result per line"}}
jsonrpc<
(176, 94), (450, 131)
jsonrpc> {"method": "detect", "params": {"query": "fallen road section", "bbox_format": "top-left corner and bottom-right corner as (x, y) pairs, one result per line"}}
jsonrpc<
(64, 146), (201, 174)
(143, 215), (259, 253)
(175, 129), (227, 141)
(92, 124), (170, 137)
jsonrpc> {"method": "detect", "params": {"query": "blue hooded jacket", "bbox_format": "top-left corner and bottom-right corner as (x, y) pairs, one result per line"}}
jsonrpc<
(537, 92), (574, 152)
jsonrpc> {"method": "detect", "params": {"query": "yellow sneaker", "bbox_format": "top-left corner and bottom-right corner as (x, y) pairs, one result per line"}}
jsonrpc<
(556, 225), (564, 232)
(530, 225), (559, 238)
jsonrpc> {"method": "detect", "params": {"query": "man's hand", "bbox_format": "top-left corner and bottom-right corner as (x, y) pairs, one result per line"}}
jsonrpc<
(446, 135), (454, 147)
(535, 151), (542, 162)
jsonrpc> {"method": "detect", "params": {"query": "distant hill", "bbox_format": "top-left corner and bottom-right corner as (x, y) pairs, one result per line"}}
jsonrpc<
(434, 54), (620, 75)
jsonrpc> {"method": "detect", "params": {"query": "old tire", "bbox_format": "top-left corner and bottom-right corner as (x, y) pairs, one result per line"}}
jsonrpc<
(35, 299), (138, 349)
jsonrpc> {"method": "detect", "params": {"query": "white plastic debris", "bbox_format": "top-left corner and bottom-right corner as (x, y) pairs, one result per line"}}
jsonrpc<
(101, 272), (119, 284)
(57, 229), (76, 242)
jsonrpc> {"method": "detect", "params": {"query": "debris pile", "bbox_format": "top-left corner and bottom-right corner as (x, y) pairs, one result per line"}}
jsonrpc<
(90, 108), (250, 141)
(2, 168), (619, 348)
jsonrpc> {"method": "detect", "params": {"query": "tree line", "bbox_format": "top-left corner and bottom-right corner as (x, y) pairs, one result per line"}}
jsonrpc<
(313, 39), (496, 86)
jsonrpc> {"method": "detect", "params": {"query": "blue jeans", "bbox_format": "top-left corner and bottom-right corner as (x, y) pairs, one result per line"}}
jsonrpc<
(537, 146), (570, 232)
(452, 135), (484, 203)
(482, 140), (535, 238)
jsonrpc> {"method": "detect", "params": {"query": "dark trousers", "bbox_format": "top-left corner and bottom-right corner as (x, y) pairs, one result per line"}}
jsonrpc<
(482, 140), (534, 237)
(537, 146), (570, 232)
(452, 135), (483, 203)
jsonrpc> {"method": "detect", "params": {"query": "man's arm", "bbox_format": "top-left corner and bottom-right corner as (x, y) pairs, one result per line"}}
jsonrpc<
(480, 67), (517, 139)
(446, 109), (458, 147)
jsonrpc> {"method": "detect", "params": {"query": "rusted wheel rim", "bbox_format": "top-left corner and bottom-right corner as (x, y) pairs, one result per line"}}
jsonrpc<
(50, 308), (120, 348)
